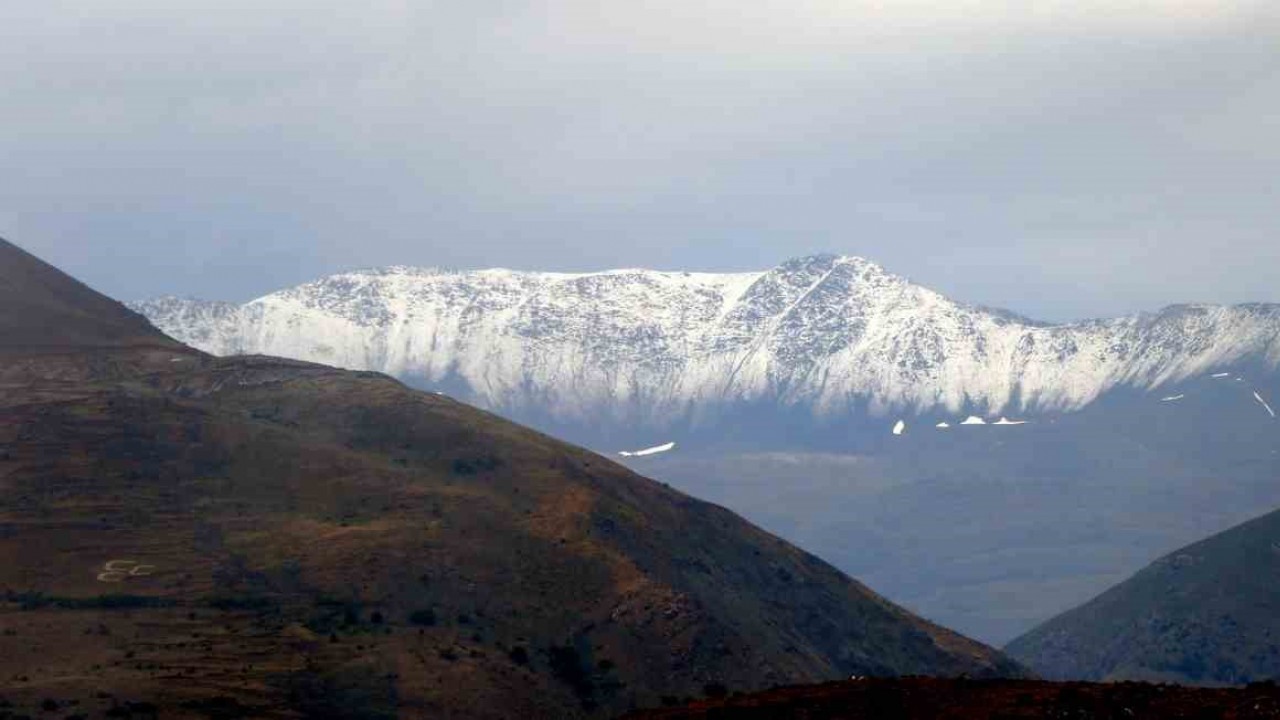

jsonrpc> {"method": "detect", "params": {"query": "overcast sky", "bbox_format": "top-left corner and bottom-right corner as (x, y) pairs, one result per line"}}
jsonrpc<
(2, 1), (1277, 321)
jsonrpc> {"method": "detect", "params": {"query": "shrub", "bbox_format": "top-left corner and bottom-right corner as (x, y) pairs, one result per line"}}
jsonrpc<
(508, 646), (529, 666)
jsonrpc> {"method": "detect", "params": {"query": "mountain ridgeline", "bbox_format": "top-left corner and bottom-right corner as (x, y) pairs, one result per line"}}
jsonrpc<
(135, 254), (1280, 449)
(0, 237), (1020, 718)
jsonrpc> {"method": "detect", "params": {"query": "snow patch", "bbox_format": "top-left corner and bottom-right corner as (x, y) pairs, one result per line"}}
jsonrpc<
(892, 420), (906, 436)
(1160, 394), (1185, 402)
(994, 417), (1028, 425)
(936, 422), (951, 429)
(961, 416), (988, 425)
(1254, 392), (1277, 419)
(619, 441), (676, 457)
(1212, 373), (1231, 378)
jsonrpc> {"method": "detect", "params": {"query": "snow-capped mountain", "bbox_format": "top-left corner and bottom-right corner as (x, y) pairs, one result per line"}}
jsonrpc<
(133, 254), (1280, 435)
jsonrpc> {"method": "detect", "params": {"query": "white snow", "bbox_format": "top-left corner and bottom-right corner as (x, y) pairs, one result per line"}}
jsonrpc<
(994, 417), (1028, 425)
(130, 256), (1280, 427)
(936, 422), (951, 428)
(619, 441), (677, 457)
(892, 420), (906, 435)
(961, 416), (988, 425)
(1212, 373), (1231, 378)
(1160, 394), (1185, 402)
(1254, 392), (1277, 418)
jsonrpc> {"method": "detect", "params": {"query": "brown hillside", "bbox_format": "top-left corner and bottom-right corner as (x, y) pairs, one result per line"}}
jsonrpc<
(0, 241), (1020, 718)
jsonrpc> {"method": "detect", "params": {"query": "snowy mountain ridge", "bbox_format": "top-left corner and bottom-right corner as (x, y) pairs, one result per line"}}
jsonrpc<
(133, 254), (1280, 426)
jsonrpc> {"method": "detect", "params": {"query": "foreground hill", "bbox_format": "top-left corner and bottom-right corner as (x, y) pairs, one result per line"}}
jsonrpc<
(0, 238), (1019, 718)
(623, 677), (1280, 719)
(1006, 508), (1280, 684)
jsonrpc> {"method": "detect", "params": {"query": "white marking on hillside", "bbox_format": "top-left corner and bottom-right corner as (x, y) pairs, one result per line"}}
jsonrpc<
(936, 422), (951, 428)
(96, 560), (157, 583)
(1254, 392), (1277, 418)
(619, 442), (676, 457)
(1160, 394), (1185, 402)
(994, 417), (1028, 425)
(892, 420), (906, 436)
(1212, 373), (1231, 378)
(961, 416), (987, 425)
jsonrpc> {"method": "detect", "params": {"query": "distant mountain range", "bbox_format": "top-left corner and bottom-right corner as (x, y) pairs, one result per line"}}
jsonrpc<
(133, 254), (1280, 448)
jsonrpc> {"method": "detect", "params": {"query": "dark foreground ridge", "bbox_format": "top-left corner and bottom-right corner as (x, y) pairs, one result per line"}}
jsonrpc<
(623, 677), (1280, 719)
(0, 238), (180, 352)
(0, 237), (1020, 717)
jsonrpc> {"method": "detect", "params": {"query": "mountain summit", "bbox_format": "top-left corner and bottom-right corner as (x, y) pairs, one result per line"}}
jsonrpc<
(135, 254), (1280, 446)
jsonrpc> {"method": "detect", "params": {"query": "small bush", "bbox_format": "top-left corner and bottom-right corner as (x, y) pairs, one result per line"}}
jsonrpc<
(408, 609), (436, 627)
(451, 456), (502, 475)
(508, 646), (529, 666)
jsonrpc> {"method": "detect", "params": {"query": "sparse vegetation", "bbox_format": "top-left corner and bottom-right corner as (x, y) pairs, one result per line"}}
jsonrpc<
(3, 592), (174, 611)
(451, 455), (502, 475)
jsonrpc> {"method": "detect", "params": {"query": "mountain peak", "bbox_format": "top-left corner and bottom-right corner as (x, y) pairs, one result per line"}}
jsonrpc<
(0, 238), (178, 353)
(133, 255), (1280, 426)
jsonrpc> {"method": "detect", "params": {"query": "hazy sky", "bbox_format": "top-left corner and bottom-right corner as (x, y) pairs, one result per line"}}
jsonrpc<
(2, 1), (1277, 321)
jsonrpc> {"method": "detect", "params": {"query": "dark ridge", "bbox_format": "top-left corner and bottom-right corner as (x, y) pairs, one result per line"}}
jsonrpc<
(0, 237), (180, 352)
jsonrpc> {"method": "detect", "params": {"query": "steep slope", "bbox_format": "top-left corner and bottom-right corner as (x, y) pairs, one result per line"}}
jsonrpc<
(0, 243), (1020, 719)
(134, 255), (1280, 445)
(1006, 508), (1280, 684)
(0, 238), (178, 352)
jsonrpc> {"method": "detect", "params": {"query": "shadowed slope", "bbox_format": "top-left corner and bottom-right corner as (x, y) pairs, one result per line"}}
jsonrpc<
(0, 238), (178, 352)
(1007, 508), (1280, 684)
(0, 243), (1020, 718)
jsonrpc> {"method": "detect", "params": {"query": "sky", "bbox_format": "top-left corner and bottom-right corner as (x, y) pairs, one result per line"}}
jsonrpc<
(2, 1), (1277, 322)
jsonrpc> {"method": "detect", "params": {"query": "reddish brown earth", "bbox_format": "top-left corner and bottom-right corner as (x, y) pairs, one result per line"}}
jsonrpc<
(624, 677), (1280, 720)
